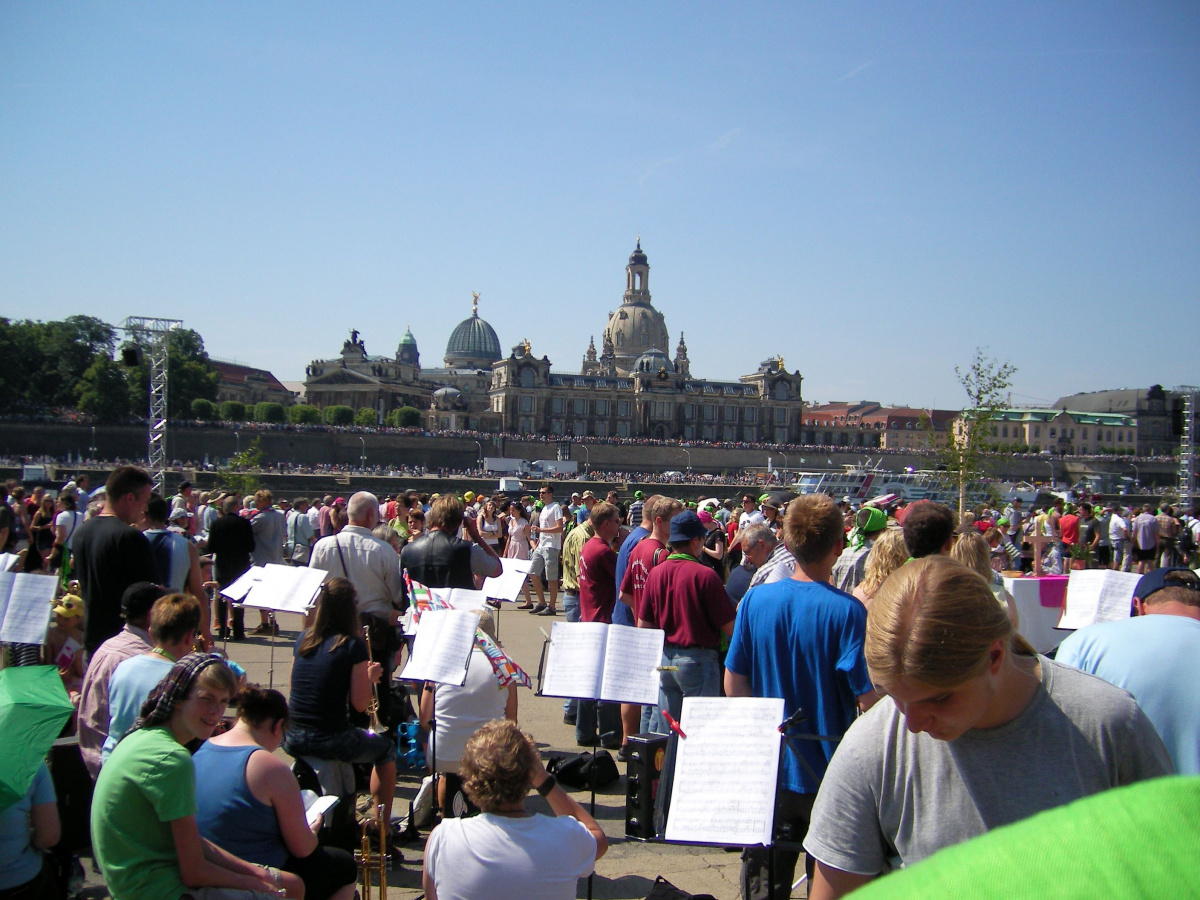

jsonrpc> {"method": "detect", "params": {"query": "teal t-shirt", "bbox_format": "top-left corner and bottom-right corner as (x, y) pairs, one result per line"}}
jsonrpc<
(849, 776), (1200, 900)
(92, 726), (196, 900)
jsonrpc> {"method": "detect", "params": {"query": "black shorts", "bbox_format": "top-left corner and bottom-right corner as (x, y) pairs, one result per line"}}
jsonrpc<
(284, 845), (357, 900)
(1134, 545), (1157, 563)
(1095, 545), (1112, 566)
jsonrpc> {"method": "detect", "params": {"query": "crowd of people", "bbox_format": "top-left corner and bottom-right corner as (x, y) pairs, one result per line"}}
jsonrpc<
(0, 462), (1196, 899)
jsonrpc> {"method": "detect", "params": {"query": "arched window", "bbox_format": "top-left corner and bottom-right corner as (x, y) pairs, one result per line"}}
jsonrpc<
(774, 383), (789, 401)
(519, 368), (535, 387)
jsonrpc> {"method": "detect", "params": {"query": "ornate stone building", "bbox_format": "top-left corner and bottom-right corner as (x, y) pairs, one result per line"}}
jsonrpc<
(305, 241), (805, 440)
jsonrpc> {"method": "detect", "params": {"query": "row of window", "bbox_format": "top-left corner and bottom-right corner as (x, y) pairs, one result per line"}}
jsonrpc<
(513, 395), (789, 425)
(992, 424), (1134, 443)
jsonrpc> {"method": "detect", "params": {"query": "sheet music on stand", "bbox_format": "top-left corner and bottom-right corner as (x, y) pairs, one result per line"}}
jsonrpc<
(399, 608), (478, 685)
(1056, 570), (1143, 631)
(481, 558), (533, 603)
(0, 572), (58, 645)
(0, 554), (20, 573)
(426, 588), (489, 615)
(663, 696), (784, 847)
(219, 568), (263, 603)
(539, 622), (665, 705)
(239, 564), (327, 614)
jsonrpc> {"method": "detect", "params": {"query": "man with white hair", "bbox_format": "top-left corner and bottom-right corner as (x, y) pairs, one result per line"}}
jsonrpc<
(310, 491), (407, 725)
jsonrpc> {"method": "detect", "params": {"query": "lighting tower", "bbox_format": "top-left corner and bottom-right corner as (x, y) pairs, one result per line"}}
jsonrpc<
(1175, 385), (1198, 507)
(124, 316), (182, 493)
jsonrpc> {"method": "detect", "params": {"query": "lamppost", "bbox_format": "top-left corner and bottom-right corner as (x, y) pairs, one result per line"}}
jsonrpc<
(472, 441), (482, 470)
(234, 431), (241, 456)
(1045, 459), (1054, 488)
(89, 426), (97, 460)
(579, 444), (590, 473)
(680, 447), (692, 473)
(1131, 463), (1140, 489)
(359, 437), (367, 469)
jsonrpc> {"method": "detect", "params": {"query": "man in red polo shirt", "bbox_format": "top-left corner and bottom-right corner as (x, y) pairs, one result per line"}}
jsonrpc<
(576, 502), (623, 749)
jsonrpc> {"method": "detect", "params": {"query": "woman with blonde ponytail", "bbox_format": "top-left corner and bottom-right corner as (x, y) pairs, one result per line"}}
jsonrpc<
(803, 555), (1173, 900)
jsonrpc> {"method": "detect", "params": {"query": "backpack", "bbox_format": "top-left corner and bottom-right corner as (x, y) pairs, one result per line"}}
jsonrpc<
(1178, 524), (1197, 559)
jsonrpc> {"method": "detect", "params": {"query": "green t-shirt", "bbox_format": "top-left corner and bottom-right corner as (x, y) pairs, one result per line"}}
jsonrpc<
(91, 726), (196, 900)
(850, 776), (1200, 900)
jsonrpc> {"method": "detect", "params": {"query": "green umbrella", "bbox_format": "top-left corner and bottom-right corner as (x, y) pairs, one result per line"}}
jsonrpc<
(0, 666), (74, 811)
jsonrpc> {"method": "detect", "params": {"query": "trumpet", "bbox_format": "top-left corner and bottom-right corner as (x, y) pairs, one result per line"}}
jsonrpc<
(362, 625), (384, 735)
(356, 802), (388, 900)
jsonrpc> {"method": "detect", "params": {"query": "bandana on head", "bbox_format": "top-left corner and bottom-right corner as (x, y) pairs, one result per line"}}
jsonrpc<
(133, 652), (223, 733)
(849, 506), (888, 551)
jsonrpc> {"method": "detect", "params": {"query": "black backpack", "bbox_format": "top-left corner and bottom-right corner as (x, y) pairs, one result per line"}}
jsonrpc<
(146, 531), (175, 588)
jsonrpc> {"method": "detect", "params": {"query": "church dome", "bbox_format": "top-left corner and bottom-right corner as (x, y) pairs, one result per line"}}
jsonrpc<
(629, 242), (648, 267)
(604, 303), (669, 375)
(445, 305), (502, 369)
(634, 348), (673, 375)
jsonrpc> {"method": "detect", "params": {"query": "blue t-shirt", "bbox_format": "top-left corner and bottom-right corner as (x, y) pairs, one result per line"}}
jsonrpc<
(103, 653), (175, 762)
(612, 526), (649, 628)
(1057, 614), (1200, 775)
(289, 631), (369, 732)
(0, 762), (55, 890)
(725, 578), (872, 794)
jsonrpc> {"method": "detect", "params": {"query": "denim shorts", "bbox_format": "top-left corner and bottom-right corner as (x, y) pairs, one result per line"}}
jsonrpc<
(282, 725), (396, 764)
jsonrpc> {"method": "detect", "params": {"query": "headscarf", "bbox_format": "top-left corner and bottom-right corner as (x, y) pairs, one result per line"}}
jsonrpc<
(849, 506), (888, 551)
(134, 652), (223, 732)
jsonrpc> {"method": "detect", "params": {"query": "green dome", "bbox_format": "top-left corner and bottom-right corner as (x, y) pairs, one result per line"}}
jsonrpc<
(399, 328), (417, 345)
(445, 311), (501, 368)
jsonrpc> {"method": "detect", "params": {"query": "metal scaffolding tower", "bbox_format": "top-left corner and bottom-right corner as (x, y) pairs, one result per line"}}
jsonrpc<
(124, 317), (182, 493)
(1175, 385), (1198, 507)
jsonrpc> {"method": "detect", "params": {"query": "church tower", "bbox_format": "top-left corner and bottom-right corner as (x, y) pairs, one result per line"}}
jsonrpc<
(592, 238), (670, 377)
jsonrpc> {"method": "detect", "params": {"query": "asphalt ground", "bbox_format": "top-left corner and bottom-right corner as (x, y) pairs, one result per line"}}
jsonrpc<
(81, 598), (775, 900)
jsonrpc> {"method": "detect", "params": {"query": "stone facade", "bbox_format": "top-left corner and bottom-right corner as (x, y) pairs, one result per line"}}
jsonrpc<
(1052, 386), (1179, 456)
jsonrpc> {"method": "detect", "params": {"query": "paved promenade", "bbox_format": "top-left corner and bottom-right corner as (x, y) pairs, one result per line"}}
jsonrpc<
(84, 600), (758, 899)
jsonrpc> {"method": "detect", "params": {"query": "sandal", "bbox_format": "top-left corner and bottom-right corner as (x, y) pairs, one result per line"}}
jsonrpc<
(517, 601), (534, 609)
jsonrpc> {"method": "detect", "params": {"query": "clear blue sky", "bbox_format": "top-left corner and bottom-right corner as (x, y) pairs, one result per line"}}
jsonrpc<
(3, 3), (1197, 408)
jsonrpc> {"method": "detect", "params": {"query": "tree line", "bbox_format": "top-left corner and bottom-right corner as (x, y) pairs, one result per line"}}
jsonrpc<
(0, 315), (219, 422)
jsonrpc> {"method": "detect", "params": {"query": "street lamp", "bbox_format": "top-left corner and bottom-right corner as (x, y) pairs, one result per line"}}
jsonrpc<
(234, 431), (241, 456)
(1131, 463), (1140, 489)
(359, 437), (367, 469)
(1045, 460), (1054, 488)
(89, 426), (97, 460)
(472, 440), (483, 469)
(680, 447), (692, 472)
(579, 443), (590, 473)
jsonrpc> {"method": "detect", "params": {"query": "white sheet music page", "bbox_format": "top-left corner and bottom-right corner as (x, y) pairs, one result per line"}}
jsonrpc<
(0, 573), (58, 645)
(539, 621), (607, 700)
(1057, 570), (1142, 630)
(220, 567), (263, 602)
(399, 608), (477, 686)
(428, 588), (489, 612)
(241, 564), (327, 613)
(481, 557), (533, 602)
(664, 696), (784, 847)
(598, 624), (664, 704)
(0, 554), (20, 573)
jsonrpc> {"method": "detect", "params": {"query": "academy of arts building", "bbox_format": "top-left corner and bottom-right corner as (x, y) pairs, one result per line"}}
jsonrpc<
(303, 242), (805, 443)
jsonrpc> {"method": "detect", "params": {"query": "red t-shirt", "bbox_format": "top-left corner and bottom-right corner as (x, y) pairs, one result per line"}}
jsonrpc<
(579, 535), (618, 623)
(619, 536), (667, 610)
(1059, 514), (1080, 547)
(638, 556), (736, 649)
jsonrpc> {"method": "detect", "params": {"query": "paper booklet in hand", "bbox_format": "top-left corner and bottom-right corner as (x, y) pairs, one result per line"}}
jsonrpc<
(663, 696), (784, 847)
(1056, 569), (1143, 631)
(0, 571), (57, 645)
(300, 790), (339, 828)
(399, 608), (478, 686)
(539, 622), (665, 705)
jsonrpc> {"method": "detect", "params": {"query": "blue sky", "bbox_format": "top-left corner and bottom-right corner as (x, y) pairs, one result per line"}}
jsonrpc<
(3, 3), (1197, 408)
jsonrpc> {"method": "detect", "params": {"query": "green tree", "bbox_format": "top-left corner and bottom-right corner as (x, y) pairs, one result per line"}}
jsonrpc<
(254, 402), (286, 423)
(388, 406), (423, 428)
(219, 401), (247, 421)
(354, 406), (378, 426)
(324, 405), (354, 426)
(924, 348), (1016, 517)
(76, 354), (133, 422)
(191, 399), (218, 420)
(126, 328), (219, 419)
(216, 437), (265, 497)
(287, 404), (322, 425)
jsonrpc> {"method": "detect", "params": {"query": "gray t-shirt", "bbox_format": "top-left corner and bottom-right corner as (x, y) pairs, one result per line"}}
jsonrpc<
(803, 657), (1172, 876)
